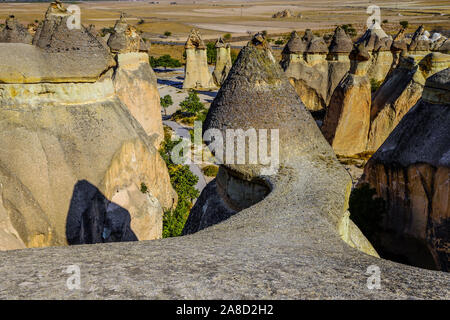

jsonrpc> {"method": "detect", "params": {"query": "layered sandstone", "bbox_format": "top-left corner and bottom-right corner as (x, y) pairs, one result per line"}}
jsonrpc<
(362, 68), (450, 271)
(0, 15), (32, 44)
(212, 36), (232, 86)
(367, 52), (450, 153)
(321, 43), (371, 157)
(183, 29), (216, 90)
(0, 2), (176, 250)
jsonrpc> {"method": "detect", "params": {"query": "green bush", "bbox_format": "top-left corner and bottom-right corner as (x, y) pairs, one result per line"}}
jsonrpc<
(223, 33), (232, 41)
(160, 94), (173, 116)
(349, 184), (385, 242)
(400, 20), (409, 29)
(370, 78), (382, 92)
(180, 90), (205, 115)
(206, 42), (217, 64)
(202, 165), (219, 177)
(150, 54), (182, 69)
(159, 128), (199, 238)
(164, 31), (172, 37)
(274, 39), (284, 45)
(341, 24), (357, 37)
(140, 182), (148, 193)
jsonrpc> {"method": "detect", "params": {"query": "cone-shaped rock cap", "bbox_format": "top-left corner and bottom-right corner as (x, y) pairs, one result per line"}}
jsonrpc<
(302, 29), (314, 43)
(0, 14), (32, 44)
(307, 35), (328, 53)
(203, 33), (335, 178)
(391, 27), (408, 52)
(107, 13), (146, 53)
(349, 43), (370, 61)
(185, 29), (206, 49)
(282, 31), (307, 54)
(329, 26), (353, 53)
(215, 36), (228, 48)
(356, 26), (391, 51)
(408, 25), (430, 51)
(422, 67), (450, 104)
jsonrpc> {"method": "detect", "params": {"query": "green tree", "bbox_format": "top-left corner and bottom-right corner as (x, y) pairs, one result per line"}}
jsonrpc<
(223, 33), (232, 41)
(400, 20), (409, 29)
(160, 94), (173, 116)
(206, 42), (217, 64)
(180, 90), (204, 115)
(150, 55), (182, 69)
(164, 31), (172, 37)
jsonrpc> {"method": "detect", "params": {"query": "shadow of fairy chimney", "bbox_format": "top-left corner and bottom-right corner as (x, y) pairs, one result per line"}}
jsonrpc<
(212, 36), (232, 86)
(183, 29), (216, 90)
(0, 14), (32, 44)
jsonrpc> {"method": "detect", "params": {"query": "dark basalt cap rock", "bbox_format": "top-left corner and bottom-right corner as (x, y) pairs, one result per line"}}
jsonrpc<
(306, 36), (328, 53)
(356, 27), (391, 51)
(349, 43), (370, 61)
(107, 13), (148, 53)
(215, 36), (229, 49)
(185, 29), (206, 49)
(408, 25), (430, 51)
(0, 14), (32, 44)
(391, 27), (408, 52)
(302, 29), (314, 43)
(282, 31), (307, 54)
(328, 26), (353, 53)
(203, 33), (335, 178)
(438, 38), (450, 54)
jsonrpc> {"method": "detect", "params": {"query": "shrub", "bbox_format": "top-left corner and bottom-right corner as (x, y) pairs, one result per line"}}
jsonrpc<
(341, 24), (357, 37)
(160, 94), (173, 116)
(349, 184), (386, 242)
(164, 31), (172, 37)
(400, 21), (409, 29)
(274, 39), (284, 45)
(223, 33), (232, 41)
(180, 90), (205, 115)
(159, 128), (199, 238)
(202, 165), (219, 177)
(150, 55), (182, 69)
(206, 42), (217, 64)
(140, 182), (148, 193)
(370, 78), (382, 93)
(137, 19), (145, 25)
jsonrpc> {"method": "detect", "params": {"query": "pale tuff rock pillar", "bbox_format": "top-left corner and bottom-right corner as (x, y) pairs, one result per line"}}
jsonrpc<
(281, 30), (329, 111)
(212, 37), (232, 86)
(183, 29), (216, 90)
(362, 68), (450, 271)
(326, 26), (353, 106)
(108, 15), (164, 148)
(322, 43), (371, 157)
(355, 26), (393, 83)
(367, 52), (450, 153)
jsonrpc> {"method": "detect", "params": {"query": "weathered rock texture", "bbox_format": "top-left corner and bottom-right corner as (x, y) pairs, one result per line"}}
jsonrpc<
(0, 15), (32, 44)
(0, 2), (176, 250)
(362, 68), (450, 271)
(367, 52), (450, 153)
(281, 31), (330, 111)
(355, 26), (393, 84)
(212, 37), (232, 86)
(322, 44), (371, 157)
(107, 13), (150, 54)
(0, 35), (449, 300)
(183, 29), (216, 90)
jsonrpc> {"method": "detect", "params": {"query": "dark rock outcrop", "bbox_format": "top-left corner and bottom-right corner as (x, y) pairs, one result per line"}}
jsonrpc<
(362, 68), (450, 271)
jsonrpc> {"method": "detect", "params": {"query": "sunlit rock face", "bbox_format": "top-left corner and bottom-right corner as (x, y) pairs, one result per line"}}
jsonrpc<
(281, 30), (329, 111)
(362, 68), (450, 271)
(183, 29), (216, 90)
(0, 2), (176, 250)
(355, 26), (393, 84)
(321, 44), (371, 158)
(367, 52), (450, 153)
(212, 36), (232, 86)
(185, 34), (377, 257)
(0, 15), (32, 44)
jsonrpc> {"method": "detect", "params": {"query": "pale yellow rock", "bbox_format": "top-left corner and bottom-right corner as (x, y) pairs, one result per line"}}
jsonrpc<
(113, 52), (164, 148)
